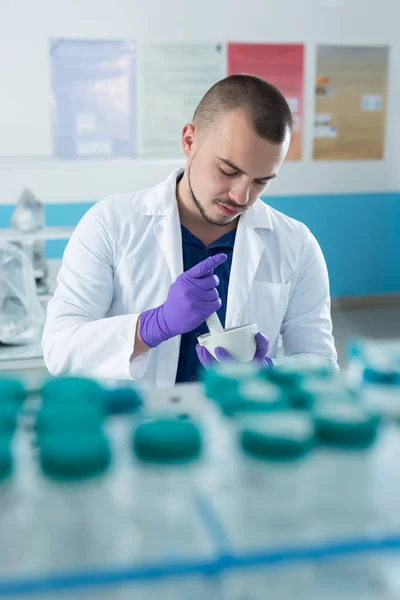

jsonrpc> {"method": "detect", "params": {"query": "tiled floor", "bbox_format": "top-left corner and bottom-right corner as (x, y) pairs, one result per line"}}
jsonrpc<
(332, 305), (400, 368)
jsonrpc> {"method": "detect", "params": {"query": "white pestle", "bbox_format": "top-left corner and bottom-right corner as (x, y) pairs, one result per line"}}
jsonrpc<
(206, 311), (224, 335)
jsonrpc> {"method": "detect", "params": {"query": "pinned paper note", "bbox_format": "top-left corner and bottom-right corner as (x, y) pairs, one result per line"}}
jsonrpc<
(313, 45), (389, 160)
(228, 43), (305, 160)
(361, 94), (383, 112)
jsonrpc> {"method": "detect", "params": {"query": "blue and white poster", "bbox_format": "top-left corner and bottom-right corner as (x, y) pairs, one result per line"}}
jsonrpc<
(50, 39), (137, 159)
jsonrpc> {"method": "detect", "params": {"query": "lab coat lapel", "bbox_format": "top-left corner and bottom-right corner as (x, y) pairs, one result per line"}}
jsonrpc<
(225, 201), (271, 329)
(135, 168), (184, 284)
(154, 203), (183, 284)
(151, 176), (184, 373)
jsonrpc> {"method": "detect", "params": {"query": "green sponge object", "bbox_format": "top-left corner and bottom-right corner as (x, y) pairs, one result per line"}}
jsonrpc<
(363, 367), (400, 384)
(313, 401), (379, 448)
(40, 377), (107, 408)
(201, 361), (260, 402)
(0, 379), (26, 406)
(293, 379), (354, 411)
(220, 380), (285, 416)
(105, 387), (143, 415)
(0, 403), (18, 435)
(39, 432), (111, 480)
(239, 411), (315, 461)
(0, 437), (13, 481)
(133, 419), (202, 463)
(265, 356), (332, 388)
(36, 402), (104, 437)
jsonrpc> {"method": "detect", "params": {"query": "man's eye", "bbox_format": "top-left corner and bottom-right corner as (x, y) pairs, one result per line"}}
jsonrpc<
(254, 179), (266, 186)
(219, 168), (237, 177)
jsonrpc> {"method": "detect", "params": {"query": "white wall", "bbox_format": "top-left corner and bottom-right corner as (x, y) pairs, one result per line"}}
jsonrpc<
(0, 0), (399, 203)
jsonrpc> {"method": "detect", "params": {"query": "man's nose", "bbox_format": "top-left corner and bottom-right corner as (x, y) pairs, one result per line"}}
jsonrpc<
(228, 182), (250, 206)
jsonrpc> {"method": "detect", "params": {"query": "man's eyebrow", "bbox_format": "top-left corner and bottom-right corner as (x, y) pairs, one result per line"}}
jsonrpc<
(218, 157), (277, 181)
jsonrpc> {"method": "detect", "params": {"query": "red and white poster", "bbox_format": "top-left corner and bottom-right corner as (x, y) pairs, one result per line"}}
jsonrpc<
(228, 43), (304, 160)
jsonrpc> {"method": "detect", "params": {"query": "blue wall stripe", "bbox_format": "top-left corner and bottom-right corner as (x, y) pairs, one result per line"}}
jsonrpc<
(0, 202), (93, 265)
(266, 191), (400, 296)
(1, 192), (399, 297)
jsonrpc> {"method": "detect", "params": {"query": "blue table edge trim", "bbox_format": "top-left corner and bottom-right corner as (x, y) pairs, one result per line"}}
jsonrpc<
(2, 534), (400, 595)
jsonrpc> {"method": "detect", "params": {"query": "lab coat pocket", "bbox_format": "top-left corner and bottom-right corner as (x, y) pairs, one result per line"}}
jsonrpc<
(251, 282), (290, 298)
(247, 282), (290, 341)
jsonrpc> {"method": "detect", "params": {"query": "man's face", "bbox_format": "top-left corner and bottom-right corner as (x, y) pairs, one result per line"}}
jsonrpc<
(182, 109), (290, 227)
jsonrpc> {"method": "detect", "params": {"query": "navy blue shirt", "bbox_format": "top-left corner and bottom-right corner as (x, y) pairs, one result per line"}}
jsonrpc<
(175, 225), (237, 383)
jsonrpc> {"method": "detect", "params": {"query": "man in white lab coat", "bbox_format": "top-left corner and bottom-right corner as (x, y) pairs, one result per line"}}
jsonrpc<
(42, 74), (338, 388)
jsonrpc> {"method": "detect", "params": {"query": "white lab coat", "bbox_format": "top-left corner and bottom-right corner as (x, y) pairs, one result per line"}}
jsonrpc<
(42, 168), (338, 388)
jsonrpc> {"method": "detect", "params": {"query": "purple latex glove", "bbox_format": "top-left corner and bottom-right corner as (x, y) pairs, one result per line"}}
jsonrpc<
(139, 253), (227, 348)
(196, 332), (273, 369)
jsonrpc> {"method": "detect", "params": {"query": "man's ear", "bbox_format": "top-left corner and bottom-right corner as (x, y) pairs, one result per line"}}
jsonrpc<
(181, 123), (196, 158)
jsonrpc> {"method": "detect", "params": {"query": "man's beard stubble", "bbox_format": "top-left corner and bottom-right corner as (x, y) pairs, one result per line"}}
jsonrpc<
(187, 163), (246, 227)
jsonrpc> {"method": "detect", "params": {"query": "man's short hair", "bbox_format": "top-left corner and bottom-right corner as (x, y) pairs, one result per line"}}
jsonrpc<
(193, 74), (293, 145)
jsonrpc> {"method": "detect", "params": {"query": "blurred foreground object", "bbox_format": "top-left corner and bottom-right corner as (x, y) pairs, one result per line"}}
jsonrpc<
(10, 189), (49, 294)
(0, 242), (45, 345)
